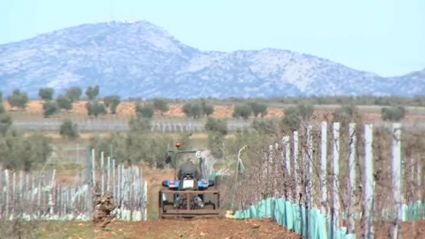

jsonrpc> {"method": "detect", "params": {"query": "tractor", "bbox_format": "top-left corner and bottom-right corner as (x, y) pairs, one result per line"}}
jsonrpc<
(158, 142), (221, 219)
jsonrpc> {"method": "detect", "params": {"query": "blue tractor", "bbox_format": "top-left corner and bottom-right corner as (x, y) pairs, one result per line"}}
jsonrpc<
(158, 143), (221, 219)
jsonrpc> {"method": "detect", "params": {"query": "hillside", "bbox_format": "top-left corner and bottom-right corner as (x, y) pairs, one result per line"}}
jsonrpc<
(0, 20), (424, 98)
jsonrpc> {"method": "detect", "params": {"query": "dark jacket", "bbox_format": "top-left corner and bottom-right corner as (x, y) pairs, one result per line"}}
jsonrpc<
(178, 163), (200, 180)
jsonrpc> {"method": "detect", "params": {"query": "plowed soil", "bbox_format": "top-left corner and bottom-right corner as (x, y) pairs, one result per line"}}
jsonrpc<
(33, 219), (425, 239)
(35, 219), (299, 239)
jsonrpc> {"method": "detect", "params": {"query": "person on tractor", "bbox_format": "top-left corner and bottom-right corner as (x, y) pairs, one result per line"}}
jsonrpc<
(174, 158), (204, 209)
(177, 158), (200, 180)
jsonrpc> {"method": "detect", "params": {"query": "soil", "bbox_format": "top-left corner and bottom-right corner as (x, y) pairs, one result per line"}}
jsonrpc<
(35, 219), (299, 239)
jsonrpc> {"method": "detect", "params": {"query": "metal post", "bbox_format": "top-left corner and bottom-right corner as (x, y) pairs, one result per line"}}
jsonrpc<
(392, 123), (402, 239)
(364, 124), (374, 239)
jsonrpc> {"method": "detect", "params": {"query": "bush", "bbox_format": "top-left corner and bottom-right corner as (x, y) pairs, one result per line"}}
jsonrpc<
(381, 106), (406, 122)
(43, 101), (59, 118)
(59, 119), (79, 139)
(135, 103), (155, 118)
(0, 131), (52, 171)
(182, 102), (203, 119)
(232, 104), (253, 120)
(7, 89), (29, 110)
(204, 117), (228, 135)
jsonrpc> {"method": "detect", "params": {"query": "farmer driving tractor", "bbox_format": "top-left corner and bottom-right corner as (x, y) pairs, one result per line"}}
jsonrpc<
(172, 144), (204, 209)
(177, 158), (200, 181)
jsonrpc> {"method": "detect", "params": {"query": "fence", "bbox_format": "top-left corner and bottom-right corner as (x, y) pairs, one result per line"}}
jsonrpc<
(13, 119), (425, 133)
(12, 119), (251, 133)
(0, 149), (148, 222)
(232, 121), (424, 238)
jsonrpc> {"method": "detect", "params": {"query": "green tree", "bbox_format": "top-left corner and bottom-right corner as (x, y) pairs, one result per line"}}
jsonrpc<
(208, 132), (226, 159)
(0, 113), (12, 135)
(135, 103), (155, 119)
(153, 99), (169, 116)
(332, 104), (362, 126)
(251, 119), (278, 135)
(38, 88), (54, 101)
(66, 87), (82, 102)
(103, 95), (121, 114)
(0, 131), (52, 171)
(85, 86), (100, 100)
(129, 117), (152, 132)
(204, 117), (228, 135)
(59, 119), (79, 139)
(248, 102), (268, 117)
(56, 95), (73, 111)
(201, 100), (214, 117)
(232, 104), (253, 120)
(182, 102), (202, 119)
(7, 89), (29, 110)
(43, 101), (59, 118)
(381, 106), (406, 122)
(282, 104), (314, 131)
(86, 101), (107, 118)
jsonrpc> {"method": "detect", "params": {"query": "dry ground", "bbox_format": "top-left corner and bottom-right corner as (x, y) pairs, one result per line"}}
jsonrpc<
(28, 219), (298, 239)
(5, 100), (425, 123)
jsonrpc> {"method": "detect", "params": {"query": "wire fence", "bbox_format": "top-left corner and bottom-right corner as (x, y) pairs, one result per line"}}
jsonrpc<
(0, 149), (148, 222)
(12, 118), (425, 133)
(12, 119), (252, 133)
(231, 121), (425, 238)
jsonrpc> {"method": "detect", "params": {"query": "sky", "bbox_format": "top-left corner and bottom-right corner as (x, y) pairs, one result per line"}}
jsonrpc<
(1, 0), (424, 77)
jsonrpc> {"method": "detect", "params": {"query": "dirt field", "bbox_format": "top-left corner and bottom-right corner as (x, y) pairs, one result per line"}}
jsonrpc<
(28, 218), (298, 239)
(6, 100), (425, 123)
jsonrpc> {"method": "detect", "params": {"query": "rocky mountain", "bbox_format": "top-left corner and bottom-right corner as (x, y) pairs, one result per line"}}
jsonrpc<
(0, 20), (423, 99)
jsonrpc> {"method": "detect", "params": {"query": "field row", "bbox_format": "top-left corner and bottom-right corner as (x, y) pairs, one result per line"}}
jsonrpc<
(13, 120), (425, 133)
(6, 101), (425, 121)
(14, 120), (251, 133)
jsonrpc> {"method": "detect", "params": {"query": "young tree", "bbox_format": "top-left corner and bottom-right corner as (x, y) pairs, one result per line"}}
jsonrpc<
(38, 88), (54, 101)
(204, 117), (228, 135)
(0, 113), (12, 135)
(135, 103), (155, 119)
(381, 106), (406, 122)
(182, 102), (202, 119)
(86, 101), (107, 118)
(248, 102), (268, 117)
(201, 101), (214, 117)
(7, 89), (29, 110)
(43, 101), (59, 118)
(232, 104), (253, 120)
(59, 119), (79, 139)
(281, 103), (314, 131)
(66, 87), (82, 102)
(56, 95), (73, 111)
(103, 95), (121, 114)
(85, 85), (100, 100)
(153, 99), (169, 116)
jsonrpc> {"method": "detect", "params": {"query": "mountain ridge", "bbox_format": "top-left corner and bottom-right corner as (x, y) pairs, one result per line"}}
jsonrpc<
(0, 20), (423, 99)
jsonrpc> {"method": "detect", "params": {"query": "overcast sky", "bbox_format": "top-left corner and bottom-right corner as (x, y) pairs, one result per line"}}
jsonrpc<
(1, 0), (424, 76)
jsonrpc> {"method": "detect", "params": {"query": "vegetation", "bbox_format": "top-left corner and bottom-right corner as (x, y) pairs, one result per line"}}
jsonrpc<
(0, 92), (52, 170)
(135, 103), (155, 119)
(38, 88), (54, 101)
(381, 106), (406, 122)
(89, 117), (189, 167)
(7, 89), (29, 110)
(59, 119), (79, 139)
(153, 99), (169, 116)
